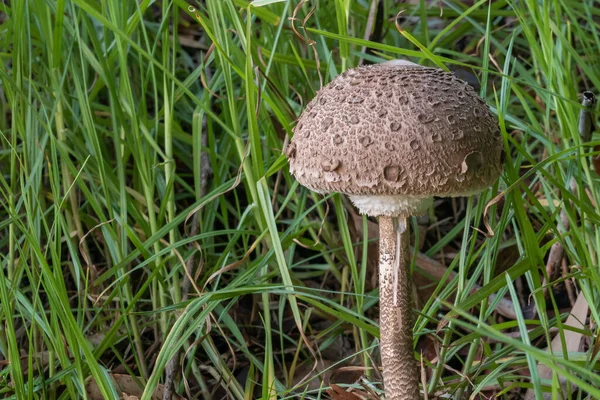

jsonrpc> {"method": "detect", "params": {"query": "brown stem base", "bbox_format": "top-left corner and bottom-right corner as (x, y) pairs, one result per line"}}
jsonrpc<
(379, 216), (419, 399)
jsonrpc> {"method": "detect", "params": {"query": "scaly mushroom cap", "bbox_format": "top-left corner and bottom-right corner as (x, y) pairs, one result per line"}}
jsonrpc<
(286, 63), (504, 216)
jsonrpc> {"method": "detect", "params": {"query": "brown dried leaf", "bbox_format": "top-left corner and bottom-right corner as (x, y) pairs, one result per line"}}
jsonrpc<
(327, 383), (362, 400)
(524, 291), (589, 400)
(85, 374), (185, 400)
(291, 360), (335, 393)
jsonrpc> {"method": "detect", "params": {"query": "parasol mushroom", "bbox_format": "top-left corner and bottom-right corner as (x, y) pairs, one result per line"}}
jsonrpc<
(286, 61), (503, 399)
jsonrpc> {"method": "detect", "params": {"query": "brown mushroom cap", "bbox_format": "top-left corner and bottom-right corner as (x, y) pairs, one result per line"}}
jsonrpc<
(287, 63), (503, 216)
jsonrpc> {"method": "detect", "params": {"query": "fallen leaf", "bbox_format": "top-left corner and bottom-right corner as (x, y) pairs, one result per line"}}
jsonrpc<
(85, 374), (185, 400)
(524, 291), (589, 400)
(291, 359), (335, 393)
(327, 383), (362, 400)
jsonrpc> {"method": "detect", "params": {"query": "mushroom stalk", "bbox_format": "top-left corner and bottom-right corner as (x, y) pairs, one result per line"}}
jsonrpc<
(379, 216), (419, 399)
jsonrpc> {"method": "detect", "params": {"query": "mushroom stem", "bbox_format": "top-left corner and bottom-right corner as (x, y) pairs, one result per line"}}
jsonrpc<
(379, 216), (419, 399)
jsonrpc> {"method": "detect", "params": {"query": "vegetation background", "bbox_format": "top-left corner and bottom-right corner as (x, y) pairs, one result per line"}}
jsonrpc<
(1, 0), (599, 399)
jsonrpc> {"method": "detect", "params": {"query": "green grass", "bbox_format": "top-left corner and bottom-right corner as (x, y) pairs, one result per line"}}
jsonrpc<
(1, 0), (599, 399)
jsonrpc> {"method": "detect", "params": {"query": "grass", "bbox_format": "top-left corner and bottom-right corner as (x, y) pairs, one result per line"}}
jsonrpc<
(0, 0), (599, 399)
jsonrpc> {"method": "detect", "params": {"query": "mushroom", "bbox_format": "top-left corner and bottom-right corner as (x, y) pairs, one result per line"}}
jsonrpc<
(287, 62), (503, 399)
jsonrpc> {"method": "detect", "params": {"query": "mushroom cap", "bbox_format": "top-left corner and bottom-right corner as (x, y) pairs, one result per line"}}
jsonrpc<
(286, 63), (503, 216)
